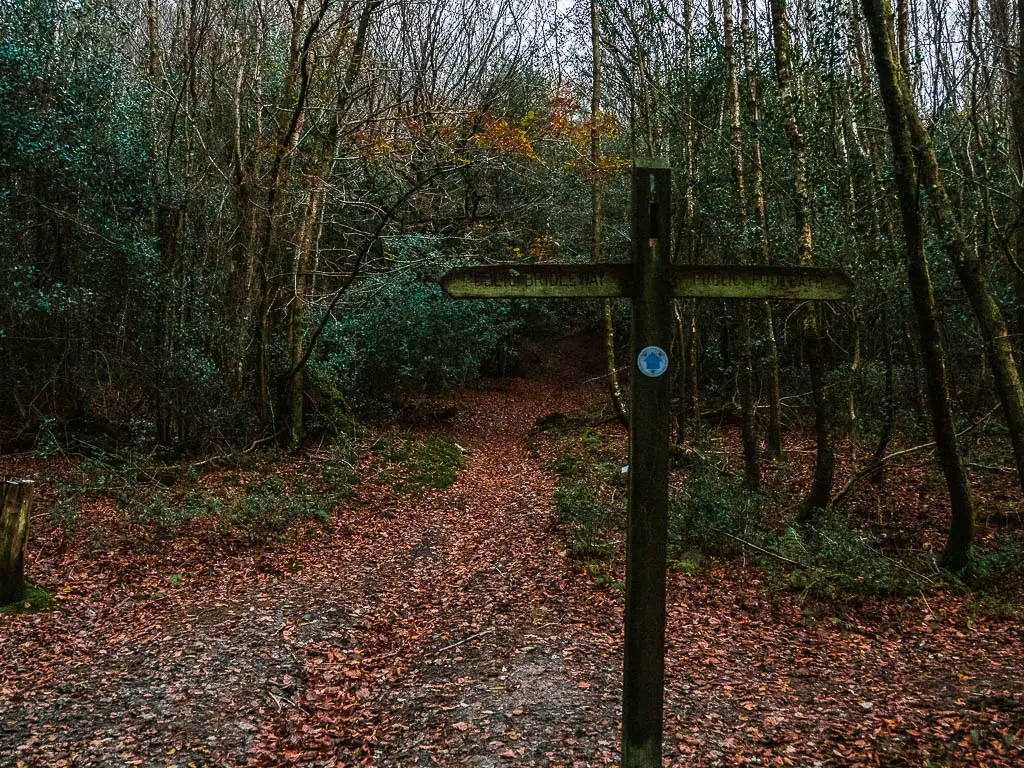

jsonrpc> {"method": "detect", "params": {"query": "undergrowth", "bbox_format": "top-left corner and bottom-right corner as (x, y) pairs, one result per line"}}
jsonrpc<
(537, 412), (625, 587)
(38, 428), (367, 550)
(535, 406), (1024, 602)
(370, 432), (465, 495)
(0, 582), (55, 615)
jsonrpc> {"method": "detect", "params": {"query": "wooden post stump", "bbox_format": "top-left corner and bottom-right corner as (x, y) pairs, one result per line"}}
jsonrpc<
(1, 479), (34, 605)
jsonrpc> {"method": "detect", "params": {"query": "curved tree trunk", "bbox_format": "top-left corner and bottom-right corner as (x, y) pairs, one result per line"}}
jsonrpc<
(861, 0), (976, 570)
(898, 35), (1024, 493)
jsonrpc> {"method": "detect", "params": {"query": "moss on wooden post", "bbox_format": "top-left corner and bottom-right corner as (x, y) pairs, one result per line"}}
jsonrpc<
(1, 479), (34, 605)
(621, 159), (672, 768)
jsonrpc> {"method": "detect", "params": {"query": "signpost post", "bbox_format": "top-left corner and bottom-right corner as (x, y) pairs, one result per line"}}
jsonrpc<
(440, 160), (854, 767)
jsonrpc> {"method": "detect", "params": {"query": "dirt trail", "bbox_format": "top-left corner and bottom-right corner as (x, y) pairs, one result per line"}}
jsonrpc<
(3, 372), (1024, 767)
(1, 377), (624, 767)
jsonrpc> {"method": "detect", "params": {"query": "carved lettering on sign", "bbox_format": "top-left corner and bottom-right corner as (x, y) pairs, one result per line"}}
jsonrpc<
(470, 271), (607, 289)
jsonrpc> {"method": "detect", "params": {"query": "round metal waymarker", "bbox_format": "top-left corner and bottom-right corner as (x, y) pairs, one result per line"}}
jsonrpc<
(637, 346), (669, 378)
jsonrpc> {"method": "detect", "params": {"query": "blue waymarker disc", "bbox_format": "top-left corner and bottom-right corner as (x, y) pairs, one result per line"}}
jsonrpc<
(637, 346), (669, 378)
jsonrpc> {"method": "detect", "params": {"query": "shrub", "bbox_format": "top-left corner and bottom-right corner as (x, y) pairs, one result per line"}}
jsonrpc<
(371, 432), (465, 495)
(769, 515), (928, 598)
(137, 490), (218, 540)
(668, 473), (767, 557)
(553, 480), (617, 562)
(960, 540), (1024, 590)
(319, 435), (364, 501)
(229, 476), (330, 544)
(312, 236), (515, 401)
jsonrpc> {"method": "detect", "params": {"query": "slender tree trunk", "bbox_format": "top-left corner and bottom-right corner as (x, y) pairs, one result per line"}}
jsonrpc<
(592, 0), (629, 427)
(861, 0), (976, 569)
(849, 316), (861, 448)
(869, 312), (897, 486)
(725, 0), (760, 487)
(288, 192), (318, 448)
(283, 0), (380, 445)
(770, 0), (835, 512)
(741, 0), (783, 459)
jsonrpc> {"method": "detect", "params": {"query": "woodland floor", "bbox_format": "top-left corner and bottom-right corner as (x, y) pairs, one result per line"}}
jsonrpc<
(2, 350), (1024, 767)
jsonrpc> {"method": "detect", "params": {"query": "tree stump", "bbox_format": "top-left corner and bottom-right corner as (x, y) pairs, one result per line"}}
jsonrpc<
(1, 479), (34, 605)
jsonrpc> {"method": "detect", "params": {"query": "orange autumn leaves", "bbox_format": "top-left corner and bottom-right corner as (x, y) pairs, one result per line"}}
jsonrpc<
(352, 88), (627, 179)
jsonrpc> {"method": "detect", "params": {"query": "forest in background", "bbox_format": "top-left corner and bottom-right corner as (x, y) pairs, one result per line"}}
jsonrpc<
(3, 0), (1024, 574)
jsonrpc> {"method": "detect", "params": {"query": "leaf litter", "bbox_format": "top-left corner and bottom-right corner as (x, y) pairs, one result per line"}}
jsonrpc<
(1, 371), (1022, 767)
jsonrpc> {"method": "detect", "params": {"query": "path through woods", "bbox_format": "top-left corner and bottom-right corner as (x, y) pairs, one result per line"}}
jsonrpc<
(2, 371), (1023, 766)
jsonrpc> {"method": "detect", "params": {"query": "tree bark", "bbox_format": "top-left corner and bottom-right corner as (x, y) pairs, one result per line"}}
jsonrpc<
(770, 0), (834, 511)
(592, 0), (629, 428)
(725, 0), (760, 488)
(1, 480), (34, 605)
(861, 0), (976, 570)
(741, 0), (783, 459)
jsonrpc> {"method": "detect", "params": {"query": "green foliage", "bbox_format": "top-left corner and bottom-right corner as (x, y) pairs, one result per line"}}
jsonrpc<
(1, 1), (164, 435)
(553, 480), (617, 563)
(772, 517), (928, 598)
(137, 491), (221, 541)
(668, 473), (767, 557)
(319, 437), (363, 501)
(958, 540), (1024, 591)
(372, 431), (465, 495)
(51, 476), (85, 536)
(229, 476), (330, 545)
(668, 474), (931, 598)
(109, 468), (338, 547)
(313, 237), (515, 401)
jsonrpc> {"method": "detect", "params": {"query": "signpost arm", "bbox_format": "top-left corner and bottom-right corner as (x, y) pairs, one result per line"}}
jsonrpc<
(622, 160), (672, 768)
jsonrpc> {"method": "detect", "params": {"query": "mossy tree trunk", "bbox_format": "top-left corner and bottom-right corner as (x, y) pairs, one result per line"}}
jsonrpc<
(725, 0), (760, 488)
(592, 0), (629, 428)
(861, 0), (976, 570)
(1, 480), (34, 605)
(770, 0), (835, 513)
(874, 0), (1024, 493)
(741, 0), (783, 460)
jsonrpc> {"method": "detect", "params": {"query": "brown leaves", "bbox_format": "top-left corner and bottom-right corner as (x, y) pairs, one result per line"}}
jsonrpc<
(2, 373), (1023, 766)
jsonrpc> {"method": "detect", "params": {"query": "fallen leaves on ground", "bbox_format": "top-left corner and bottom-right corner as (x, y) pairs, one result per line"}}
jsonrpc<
(2, 364), (1022, 766)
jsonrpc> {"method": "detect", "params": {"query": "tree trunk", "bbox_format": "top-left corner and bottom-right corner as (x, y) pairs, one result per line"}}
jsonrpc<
(673, 0), (699, 444)
(592, 0), (629, 428)
(1, 480), (34, 605)
(741, 0), (784, 460)
(861, 0), (976, 570)
(901, 48), (1024, 493)
(725, 0), (760, 488)
(770, 0), (834, 510)
(288, 191), (319, 448)
(869, 313), (897, 486)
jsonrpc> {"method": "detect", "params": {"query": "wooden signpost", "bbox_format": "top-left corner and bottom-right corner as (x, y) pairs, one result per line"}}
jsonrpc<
(440, 159), (853, 768)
